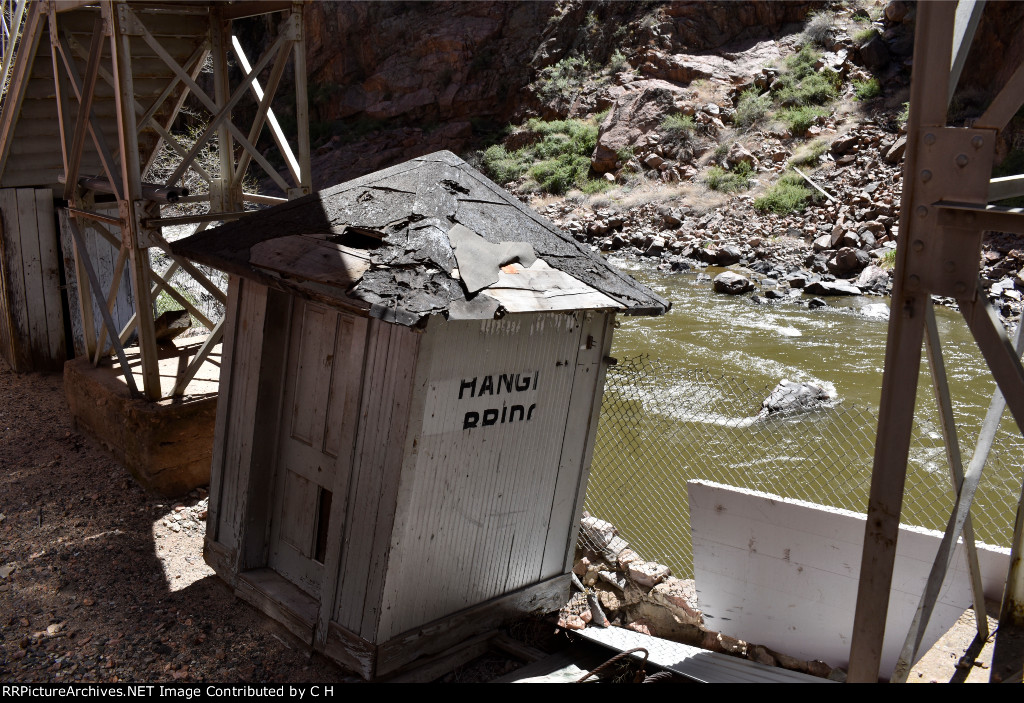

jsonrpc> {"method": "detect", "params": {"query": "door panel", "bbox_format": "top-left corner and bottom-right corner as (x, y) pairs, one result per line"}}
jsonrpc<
(269, 299), (365, 599)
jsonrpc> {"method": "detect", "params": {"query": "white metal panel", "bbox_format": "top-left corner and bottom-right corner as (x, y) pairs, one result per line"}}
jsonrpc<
(58, 212), (134, 357)
(689, 480), (1010, 675)
(376, 312), (587, 640)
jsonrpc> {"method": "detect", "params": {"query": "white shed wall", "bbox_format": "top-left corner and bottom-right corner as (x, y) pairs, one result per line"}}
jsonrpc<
(376, 311), (609, 640)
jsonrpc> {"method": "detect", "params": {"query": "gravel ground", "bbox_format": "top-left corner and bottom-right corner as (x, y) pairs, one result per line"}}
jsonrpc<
(0, 360), (361, 684)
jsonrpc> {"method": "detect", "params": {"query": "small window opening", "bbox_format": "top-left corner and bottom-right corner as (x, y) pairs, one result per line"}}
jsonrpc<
(313, 488), (333, 563)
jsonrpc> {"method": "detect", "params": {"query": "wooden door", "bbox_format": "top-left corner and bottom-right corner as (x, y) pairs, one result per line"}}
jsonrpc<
(268, 299), (366, 599)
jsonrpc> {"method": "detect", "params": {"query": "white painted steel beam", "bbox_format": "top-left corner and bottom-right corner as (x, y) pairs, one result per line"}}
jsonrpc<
(66, 215), (139, 397)
(109, 0), (161, 401)
(170, 319), (223, 396)
(231, 33), (300, 184)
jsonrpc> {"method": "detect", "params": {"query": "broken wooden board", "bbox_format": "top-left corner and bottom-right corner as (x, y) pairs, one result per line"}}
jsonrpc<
(688, 480), (1010, 677)
(250, 234), (370, 289)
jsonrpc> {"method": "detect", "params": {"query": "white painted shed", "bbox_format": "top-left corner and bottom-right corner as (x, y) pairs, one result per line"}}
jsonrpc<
(172, 151), (668, 678)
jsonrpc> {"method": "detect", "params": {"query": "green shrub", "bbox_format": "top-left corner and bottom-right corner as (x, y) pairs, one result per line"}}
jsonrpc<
(713, 142), (729, 159)
(777, 105), (830, 134)
(803, 10), (836, 47)
(607, 49), (629, 74)
(898, 101), (910, 124)
(784, 44), (821, 79)
(481, 118), (602, 194)
(661, 113), (695, 136)
(704, 162), (752, 193)
(854, 27), (878, 44)
(536, 56), (593, 101)
(735, 89), (771, 128)
(879, 248), (897, 270)
(775, 70), (839, 106)
(790, 139), (829, 166)
(580, 177), (612, 195)
(481, 145), (530, 184)
(754, 172), (814, 214)
(853, 78), (881, 101)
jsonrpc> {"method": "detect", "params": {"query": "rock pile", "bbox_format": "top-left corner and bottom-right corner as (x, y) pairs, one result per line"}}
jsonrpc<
(564, 515), (845, 681)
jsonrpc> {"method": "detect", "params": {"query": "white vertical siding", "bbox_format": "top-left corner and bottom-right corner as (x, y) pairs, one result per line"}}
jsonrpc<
(0, 187), (66, 371)
(376, 312), (590, 640)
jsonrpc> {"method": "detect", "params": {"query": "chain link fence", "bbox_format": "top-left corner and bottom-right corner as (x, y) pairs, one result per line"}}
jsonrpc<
(580, 355), (1024, 577)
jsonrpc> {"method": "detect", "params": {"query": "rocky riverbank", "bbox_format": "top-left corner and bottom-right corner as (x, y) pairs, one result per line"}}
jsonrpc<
(562, 514), (846, 681)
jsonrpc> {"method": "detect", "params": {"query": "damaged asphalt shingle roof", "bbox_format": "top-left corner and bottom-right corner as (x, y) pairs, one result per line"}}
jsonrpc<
(171, 151), (669, 325)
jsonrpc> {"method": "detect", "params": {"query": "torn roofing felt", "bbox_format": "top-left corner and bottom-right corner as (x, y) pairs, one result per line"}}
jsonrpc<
(170, 150), (670, 326)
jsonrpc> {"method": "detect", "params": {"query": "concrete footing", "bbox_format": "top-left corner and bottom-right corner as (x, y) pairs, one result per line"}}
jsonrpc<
(64, 338), (221, 496)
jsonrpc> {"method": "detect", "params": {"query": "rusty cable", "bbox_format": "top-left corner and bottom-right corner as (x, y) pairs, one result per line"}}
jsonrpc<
(575, 647), (649, 683)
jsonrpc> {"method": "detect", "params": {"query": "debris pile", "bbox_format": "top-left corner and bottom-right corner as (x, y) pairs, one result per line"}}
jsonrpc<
(563, 515), (846, 681)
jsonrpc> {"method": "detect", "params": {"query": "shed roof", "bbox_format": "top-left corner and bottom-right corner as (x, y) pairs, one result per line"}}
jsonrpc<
(171, 151), (669, 325)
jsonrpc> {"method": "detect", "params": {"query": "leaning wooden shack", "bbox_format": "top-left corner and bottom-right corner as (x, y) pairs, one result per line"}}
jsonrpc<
(171, 151), (668, 679)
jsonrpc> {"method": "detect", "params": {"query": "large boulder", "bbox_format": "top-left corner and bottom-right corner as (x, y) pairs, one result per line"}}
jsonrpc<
(760, 379), (834, 417)
(725, 142), (759, 170)
(591, 84), (680, 173)
(713, 271), (754, 294)
(855, 265), (891, 293)
(858, 31), (891, 72)
(805, 280), (863, 296)
(715, 245), (743, 266)
(827, 247), (870, 276)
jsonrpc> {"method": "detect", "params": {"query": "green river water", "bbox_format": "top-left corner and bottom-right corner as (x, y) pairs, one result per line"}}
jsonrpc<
(585, 258), (1024, 575)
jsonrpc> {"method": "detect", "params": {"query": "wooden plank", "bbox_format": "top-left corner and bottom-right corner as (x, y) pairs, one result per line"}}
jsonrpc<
(382, 632), (494, 683)
(315, 313), (369, 649)
(358, 323), (420, 640)
(238, 286), (292, 571)
(57, 211), (84, 357)
(577, 626), (831, 683)
(335, 319), (397, 634)
(235, 568), (316, 646)
(203, 537), (235, 586)
(545, 312), (616, 578)
(323, 621), (376, 680)
(215, 280), (268, 559)
(375, 572), (569, 676)
(0, 194), (13, 368)
(0, 189), (29, 370)
(249, 235), (371, 289)
(34, 189), (65, 364)
(15, 188), (47, 366)
(206, 275), (243, 545)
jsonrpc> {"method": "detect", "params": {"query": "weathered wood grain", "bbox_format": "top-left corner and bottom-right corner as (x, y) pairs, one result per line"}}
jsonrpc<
(375, 572), (569, 676)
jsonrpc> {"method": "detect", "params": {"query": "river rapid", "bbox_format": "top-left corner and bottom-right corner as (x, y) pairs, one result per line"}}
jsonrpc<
(586, 258), (1024, 570)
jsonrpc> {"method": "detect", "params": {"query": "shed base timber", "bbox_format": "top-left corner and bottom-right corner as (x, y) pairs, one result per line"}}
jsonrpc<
(64, 354), (217, 496)
(204, 538), (569, 680)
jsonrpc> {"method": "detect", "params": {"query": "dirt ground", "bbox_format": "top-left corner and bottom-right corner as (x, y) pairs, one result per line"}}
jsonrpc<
(0, 360), (366, 683)
(0, 359), (1007, 684)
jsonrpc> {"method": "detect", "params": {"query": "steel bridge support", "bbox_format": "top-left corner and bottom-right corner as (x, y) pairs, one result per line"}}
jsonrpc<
(44, 0), (310, 400)
(848, 0), (1024, 683)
